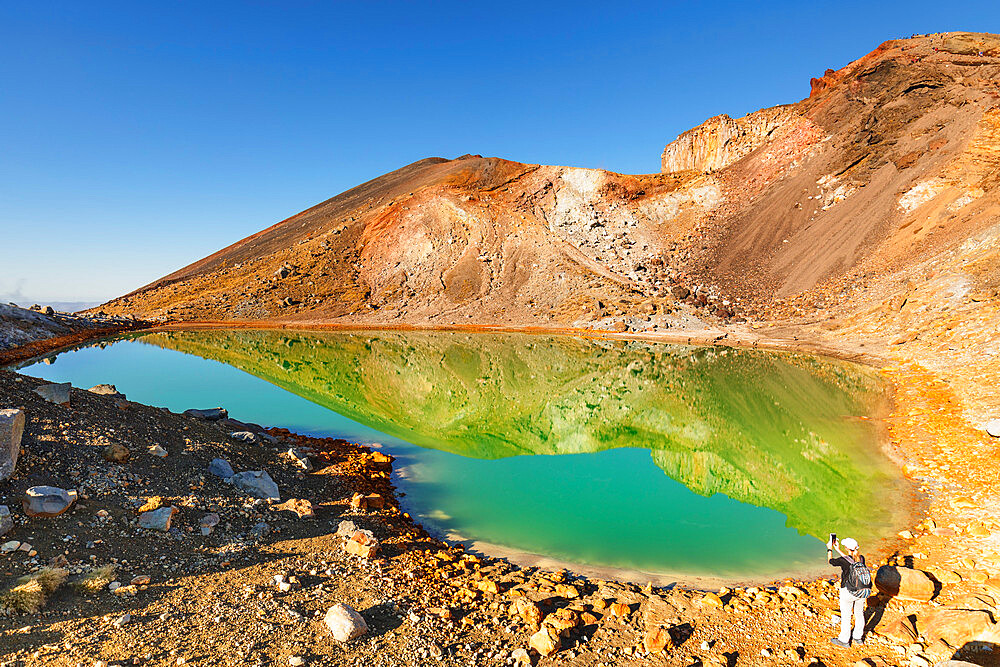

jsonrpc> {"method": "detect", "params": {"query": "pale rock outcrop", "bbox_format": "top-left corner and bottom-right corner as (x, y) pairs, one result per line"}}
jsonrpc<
(0, 409), (25, 481)
(661, 106), (801, 173)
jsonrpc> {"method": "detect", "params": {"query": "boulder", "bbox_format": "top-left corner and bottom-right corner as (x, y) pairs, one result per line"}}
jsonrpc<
(608, 602), (631, 617)
(138, 506), (177, 531)
(34, 382), (71, 406)
(370, 451), (393, 471)
(88, 384), (125, 399)
(935, 662), (986, 667)
(879, 615), (919, 643)
(528, 626), (561, 656)
(0, 409), (25, 481)
(275, 498), (315, 519)
(183, 407), (228, 421)
(208, 458), (235, 479)
(644, 627), (673, 654)
(343, 530), (379, 558)
(0, 505), (12, 536)
(918, 608), (994, 648)
(349, 492), (385, 511)
(230, 470), (279, 500)
(477, 579), (500, 595)
(554, 583), (579, 599)
(875, 565), (937, 601)
(102, 443), (130, 463)
(23, 486), (78, 517)
(324, 603), (368, 642)
(987, 419), (1000, 438)
(700, 592), (724, 608)
(230, 431), (260, 444)
(510, 597), (543, 629)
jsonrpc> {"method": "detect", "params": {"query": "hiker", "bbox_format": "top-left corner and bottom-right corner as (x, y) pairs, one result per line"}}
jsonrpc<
(827, 536), (872, 647)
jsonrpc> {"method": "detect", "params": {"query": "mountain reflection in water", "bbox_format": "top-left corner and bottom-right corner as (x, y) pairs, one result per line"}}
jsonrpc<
(140, 330), (905, 543)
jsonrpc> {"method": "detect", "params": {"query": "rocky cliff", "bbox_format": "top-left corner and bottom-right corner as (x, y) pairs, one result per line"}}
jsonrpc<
(659, 106), (803, 174)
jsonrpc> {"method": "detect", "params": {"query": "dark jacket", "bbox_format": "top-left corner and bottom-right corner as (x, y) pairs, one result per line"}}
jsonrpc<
(830, 553), (866, 589)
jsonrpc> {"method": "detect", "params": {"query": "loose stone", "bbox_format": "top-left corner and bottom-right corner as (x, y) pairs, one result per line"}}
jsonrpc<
(0, 505), (12, 536)
(230, 470), (280, 500)
(183, 407), (228, 421)
(208, 458), (235, 479)
(88, 384), (125, 399)
(102, 443), (130, 462)
(200, 512), (220, 535)
(139, 506), (178, 531)
(34, 382), (71, 405)
(324, 603), (368, 642)
(0, 409), (25, 481)
(23, 485), (78, 517)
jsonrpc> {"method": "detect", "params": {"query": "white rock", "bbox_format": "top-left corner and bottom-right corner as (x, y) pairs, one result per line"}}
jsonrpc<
(289, 658), (305, 666)
(324, 603), (368, 642)
(986, 419), (1000, 438)
(1, 540), (20, 553)
(0, 409), (25, 482)
(34, 382), (71, 405)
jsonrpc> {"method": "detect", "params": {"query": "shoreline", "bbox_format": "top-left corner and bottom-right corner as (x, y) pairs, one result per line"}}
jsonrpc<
(3, 319), (998, 666)
(7, 321), (923, 592)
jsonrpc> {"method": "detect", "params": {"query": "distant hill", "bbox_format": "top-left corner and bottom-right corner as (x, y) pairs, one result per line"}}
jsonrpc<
(98, 33), (1000, 348)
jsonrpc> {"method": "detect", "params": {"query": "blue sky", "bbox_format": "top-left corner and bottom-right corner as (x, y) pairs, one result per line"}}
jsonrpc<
(2, 1), (999, 304)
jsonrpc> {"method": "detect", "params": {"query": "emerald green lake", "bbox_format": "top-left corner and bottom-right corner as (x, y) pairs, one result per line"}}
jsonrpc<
(16, 330), (909, 581)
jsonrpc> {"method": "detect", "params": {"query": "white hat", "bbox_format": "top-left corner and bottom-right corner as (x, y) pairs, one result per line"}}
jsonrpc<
(841, 537), (859, 551)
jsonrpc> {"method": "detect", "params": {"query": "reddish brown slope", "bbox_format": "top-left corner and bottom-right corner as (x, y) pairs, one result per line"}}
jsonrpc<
(682, 33), (1000, 311)
(100, 32), (1000, 342)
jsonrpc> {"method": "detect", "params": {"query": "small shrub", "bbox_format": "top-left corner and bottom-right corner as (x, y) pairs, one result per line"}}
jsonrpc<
(72, 564), (117, 595)
(0, 567), (68, 613)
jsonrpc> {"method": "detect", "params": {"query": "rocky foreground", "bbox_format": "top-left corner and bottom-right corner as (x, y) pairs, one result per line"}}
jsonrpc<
(0, 347), (999, 667)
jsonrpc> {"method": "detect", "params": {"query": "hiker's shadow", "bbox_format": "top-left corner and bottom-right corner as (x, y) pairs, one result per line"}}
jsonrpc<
(863, 594), (890, 634)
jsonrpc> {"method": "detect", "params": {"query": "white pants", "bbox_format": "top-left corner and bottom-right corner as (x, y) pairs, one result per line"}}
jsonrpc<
(838, 587), (866, 642)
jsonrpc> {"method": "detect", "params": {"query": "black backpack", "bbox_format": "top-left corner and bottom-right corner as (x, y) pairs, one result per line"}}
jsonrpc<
(845, 556), (872, 597)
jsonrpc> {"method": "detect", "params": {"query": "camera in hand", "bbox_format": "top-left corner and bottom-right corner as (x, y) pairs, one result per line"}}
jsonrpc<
(830, 532), (837, 544)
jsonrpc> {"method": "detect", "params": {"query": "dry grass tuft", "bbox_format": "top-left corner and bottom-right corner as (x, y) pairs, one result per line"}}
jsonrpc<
(71, 564), (117, 595)
(0, 567), (68, 613)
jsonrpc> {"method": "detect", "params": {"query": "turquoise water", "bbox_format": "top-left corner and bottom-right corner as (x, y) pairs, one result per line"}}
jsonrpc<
(16, 330), (908, 579)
